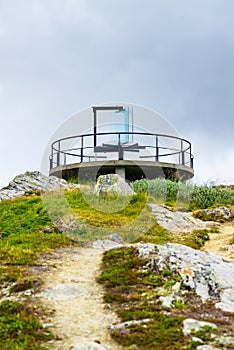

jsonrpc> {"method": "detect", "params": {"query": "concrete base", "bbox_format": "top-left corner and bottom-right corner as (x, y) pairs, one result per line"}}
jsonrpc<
(50, 160), (194, 182)
(115, 167), (126, 180)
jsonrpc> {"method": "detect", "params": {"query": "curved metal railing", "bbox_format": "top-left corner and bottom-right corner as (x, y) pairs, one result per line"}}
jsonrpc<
(49, 132), (194, 170)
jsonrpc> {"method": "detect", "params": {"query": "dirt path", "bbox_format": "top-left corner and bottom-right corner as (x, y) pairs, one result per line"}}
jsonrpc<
(34, 223), (233, 349)
(36, 246), (123, 350)
(202, 222), (234, 260)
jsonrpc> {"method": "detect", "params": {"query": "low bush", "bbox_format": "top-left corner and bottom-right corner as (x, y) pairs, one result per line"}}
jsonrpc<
(132, 179), (234, 210)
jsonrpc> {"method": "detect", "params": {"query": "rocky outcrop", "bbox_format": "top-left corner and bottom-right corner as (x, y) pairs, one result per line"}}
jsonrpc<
(0, 171), (78, 202)
(150, 204), (216, 232)
(136, 243), (234, 313)
(194, 206), (233, 222)
(94, 174), (134, 198)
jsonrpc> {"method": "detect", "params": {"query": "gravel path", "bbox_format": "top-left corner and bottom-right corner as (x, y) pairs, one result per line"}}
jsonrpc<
(36, 246), (123, 350)
(202, 222), (234, 260)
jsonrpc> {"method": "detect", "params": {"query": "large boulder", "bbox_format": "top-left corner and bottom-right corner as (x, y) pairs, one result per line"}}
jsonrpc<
(0, 171), (78, 202)
(94, 174), (134, 198)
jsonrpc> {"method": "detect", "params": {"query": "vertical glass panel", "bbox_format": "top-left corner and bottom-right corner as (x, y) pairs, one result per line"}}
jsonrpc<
(96, 107), (130, 146)
(111, 108), (129, 144)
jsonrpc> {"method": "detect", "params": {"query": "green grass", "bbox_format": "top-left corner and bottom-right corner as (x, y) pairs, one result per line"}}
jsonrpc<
(173, 228), (211, 250)
(0, 300), (53, 350)
(65, 190), (148, 227)
(0, 196), (73, 267)
(0, 194), (74, 349)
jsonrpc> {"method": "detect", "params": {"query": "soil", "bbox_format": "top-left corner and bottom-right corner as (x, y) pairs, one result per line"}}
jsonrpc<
(201, 222), (234, 260)
(36, 246), (124, 350)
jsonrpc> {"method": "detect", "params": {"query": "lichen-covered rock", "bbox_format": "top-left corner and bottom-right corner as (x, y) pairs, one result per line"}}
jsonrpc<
(150, 204), (215, 232)
(136, 243), (234, 312)
(0, 171), (79, 202)
(94, 174), (134, 198)
(194, 207), (233, 222)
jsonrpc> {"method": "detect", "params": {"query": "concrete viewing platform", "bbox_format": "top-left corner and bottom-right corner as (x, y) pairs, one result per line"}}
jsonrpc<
(49, 105), (194, 182)
(50, 159), (194, 182)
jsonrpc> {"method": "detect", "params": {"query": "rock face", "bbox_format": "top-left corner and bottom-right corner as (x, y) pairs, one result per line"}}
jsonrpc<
(194, 206), (233, 222)
(136, 243), (234, 312)
(94, 174), (134, 197)
(150, 204), (215, 232)
(0, 171), (78, 202)
(182, 318), (217, 336)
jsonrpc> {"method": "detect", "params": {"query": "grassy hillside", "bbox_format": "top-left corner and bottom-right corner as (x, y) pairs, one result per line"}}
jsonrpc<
(0, 194), (74, 349)
(0, 180), (233, 349)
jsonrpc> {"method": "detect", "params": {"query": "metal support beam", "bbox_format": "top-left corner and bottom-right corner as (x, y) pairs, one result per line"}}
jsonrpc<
(92, 105), (124, 148)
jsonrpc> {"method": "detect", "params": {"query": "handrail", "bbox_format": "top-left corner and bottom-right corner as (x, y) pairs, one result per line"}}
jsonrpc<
(50, 131), (194, 170)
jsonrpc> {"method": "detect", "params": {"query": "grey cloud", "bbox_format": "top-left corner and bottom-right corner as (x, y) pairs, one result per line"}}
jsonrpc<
(0, 0), (234, 185)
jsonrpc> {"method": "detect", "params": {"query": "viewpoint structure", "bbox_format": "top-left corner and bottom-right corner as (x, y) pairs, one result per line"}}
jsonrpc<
(49, 104), (194, 181)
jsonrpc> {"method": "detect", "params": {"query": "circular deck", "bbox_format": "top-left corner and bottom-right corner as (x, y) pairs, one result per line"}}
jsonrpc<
(50, 160), (194, 182)
(49, 131), (194, 182)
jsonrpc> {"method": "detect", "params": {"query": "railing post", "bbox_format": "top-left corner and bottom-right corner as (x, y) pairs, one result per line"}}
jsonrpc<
(118, 133), (123, 160)
(155, 135), (159, 161)
(56, 141), (60, 167)
(49, 155), (53, 170)
(190, 147), (192, 168)
(181, 139), (185, 165)
(81, 136), (84, 162)
(191, 156), (194, 169)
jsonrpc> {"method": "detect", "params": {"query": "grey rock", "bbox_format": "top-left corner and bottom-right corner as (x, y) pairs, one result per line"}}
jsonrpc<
(150, 204), (215, 232)
(54, 215), (83, 234)
(0, 171), (79, 202)
(92, 240), (124, 250)
(159, 295), (174, 308)
(94, 174), (134, 197)
(196, 346), (217, 350)
(215, 288), (234, 313)
(216, 336), (234, 346)
(109, 233), (122, 243)
(37, 283), (89, 301)
(72, 341), (106, 350)
(195, 206), (233, 222)
(172, 281), (181, 293)
(182, 318), (217, 336)
(135, 243), (234, 312)
(191, 336), (203, 344)
(110, 319), (151, 330)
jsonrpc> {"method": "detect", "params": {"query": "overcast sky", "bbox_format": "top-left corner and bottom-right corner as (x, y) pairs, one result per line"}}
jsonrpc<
(0, 0), (234, 187)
